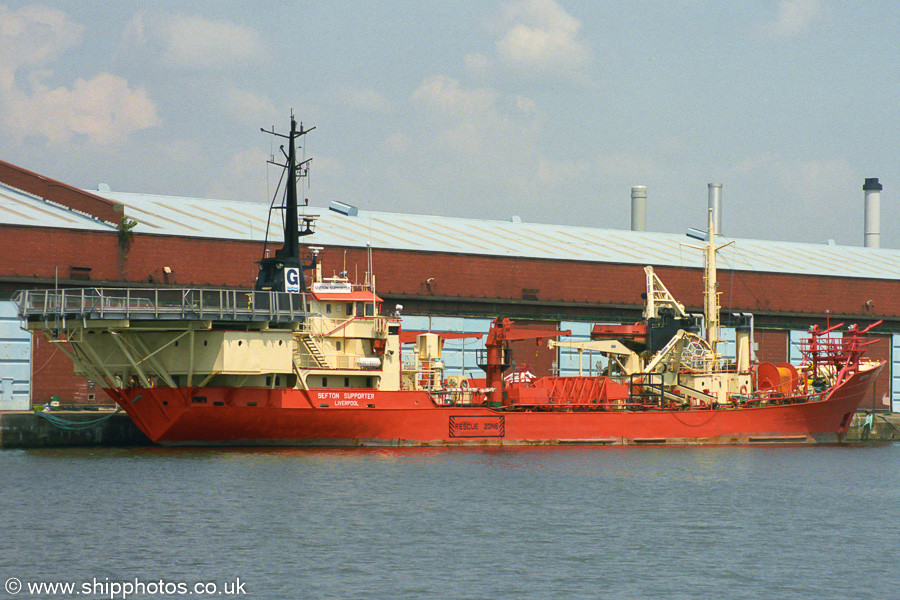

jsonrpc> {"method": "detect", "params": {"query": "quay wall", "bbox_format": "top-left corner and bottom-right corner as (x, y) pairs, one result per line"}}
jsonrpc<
(0, 411), (150, 449)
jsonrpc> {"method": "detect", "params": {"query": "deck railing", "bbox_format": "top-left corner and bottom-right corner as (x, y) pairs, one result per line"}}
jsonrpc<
(15, 287), (310, 323)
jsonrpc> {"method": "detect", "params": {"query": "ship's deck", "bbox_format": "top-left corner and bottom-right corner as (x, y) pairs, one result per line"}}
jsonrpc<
(15, 287), (310, 324)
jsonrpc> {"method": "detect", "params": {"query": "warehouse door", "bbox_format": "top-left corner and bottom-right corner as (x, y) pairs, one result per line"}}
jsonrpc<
(0, 300), (31, 409)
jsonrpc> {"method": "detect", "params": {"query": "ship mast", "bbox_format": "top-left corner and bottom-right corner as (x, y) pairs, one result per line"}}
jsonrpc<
(704, 208), (720, 355)
(255, 115), (317, 292)
(685, 207), (733, 365)
(282, 116), (303, 260)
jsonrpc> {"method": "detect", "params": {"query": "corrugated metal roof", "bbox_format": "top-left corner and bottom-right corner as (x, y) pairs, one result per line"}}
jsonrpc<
(6, 184), (900, 281)
(0, 182), (114, 231)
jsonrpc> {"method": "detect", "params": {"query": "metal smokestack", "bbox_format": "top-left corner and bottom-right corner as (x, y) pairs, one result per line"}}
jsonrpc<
(631, 185), (647, 231)
(708, 183), (722, 234)
(864, 177), (882, 249)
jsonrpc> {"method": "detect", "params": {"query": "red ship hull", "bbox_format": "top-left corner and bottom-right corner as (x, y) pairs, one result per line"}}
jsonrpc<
(107, 364), (882, 446)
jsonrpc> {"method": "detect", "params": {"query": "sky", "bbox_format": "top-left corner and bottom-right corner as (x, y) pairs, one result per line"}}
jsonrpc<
(1, 0), (899, 248)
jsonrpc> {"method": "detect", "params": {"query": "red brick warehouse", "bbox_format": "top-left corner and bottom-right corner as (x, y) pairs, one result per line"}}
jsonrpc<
(1, 158), (897, 410)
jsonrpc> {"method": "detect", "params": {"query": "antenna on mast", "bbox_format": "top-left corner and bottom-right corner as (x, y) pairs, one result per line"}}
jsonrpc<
(254, 114), (319, 293)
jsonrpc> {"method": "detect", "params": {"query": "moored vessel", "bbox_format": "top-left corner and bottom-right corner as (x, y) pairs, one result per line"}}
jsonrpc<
(16, 117), (885, 446)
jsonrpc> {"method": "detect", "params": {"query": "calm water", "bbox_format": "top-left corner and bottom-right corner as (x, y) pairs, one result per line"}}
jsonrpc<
(2, 444), (899, 600)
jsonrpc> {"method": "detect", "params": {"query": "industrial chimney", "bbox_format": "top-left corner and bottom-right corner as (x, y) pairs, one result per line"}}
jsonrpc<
(708, 183), (722, 234)
(631, 186), (647, 231)
(864, 178), (882, 249)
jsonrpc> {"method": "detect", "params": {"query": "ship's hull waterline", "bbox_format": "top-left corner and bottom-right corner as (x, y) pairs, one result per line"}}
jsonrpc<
(108, 364), (882, 447)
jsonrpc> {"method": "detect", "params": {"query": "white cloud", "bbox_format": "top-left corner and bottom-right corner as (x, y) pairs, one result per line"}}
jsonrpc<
(494, 0), (592, 84)
(223, 86), (280, 125)
(463, 52), (492, 79)
(2, 72), (160, 145)
(387, 72), (626, 223)
(160, 138), (202, 164)
(125, 12), (264, 71)
(737, 152), (777, 174)
(597, 153), (659, 180)
(735, 152), (854, 216)
(412, 75), (532, 160)
(209, 148), (269, 203)
(0, 6), (159, 146)
(516, 95), (537, 114)
(0, 5), (84, 89)
(412, 75), (498, 120)
(338, 87), (393, 113)
(308, 155), (343, 178)
(781, 158), (853, 206)
(405, 74), (573, 218)
(382, 131), (411, 153)
(730, 152), (859, 243)
(210, 147), (345, 205)
(758, 0), (825, 40)
(538, 156), (589, 185)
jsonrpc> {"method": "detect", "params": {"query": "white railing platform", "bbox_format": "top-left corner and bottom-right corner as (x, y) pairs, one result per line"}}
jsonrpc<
(15, 287), (311, 323)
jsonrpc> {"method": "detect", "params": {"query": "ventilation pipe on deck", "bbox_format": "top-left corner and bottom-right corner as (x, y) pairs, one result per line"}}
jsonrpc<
(631, 186), (647, 231)
(708, 183), (722, 235)
(864, 178), (882, 249)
